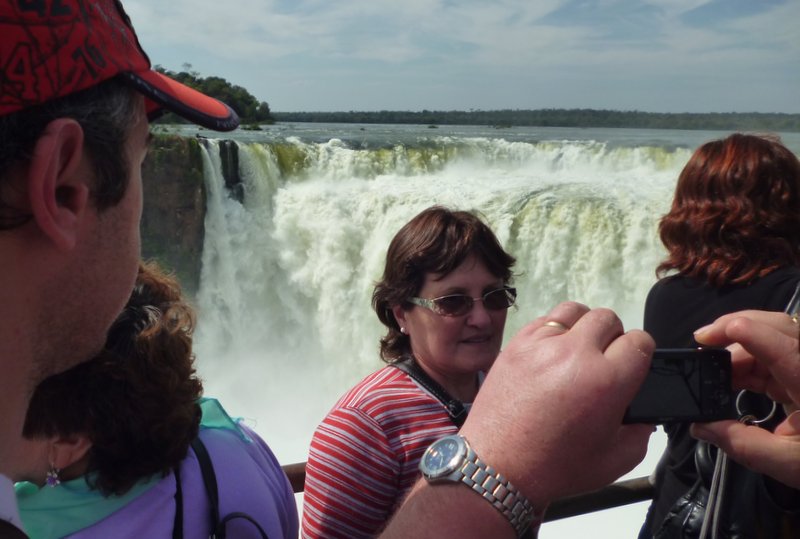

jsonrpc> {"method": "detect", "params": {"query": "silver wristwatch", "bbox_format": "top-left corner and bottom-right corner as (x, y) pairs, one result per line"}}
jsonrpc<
(419, 434), (537, 537)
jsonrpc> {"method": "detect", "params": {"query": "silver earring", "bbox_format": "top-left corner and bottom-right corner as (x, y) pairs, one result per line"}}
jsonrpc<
(46, 466), (61, 487)
(400, 327), (407, 335)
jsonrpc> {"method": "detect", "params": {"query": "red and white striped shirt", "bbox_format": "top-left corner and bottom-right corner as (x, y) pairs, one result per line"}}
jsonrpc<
(301, 366), (458, 539)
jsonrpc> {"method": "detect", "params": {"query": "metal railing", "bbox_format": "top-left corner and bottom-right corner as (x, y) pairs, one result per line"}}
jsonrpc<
(280, 462), (654, 522)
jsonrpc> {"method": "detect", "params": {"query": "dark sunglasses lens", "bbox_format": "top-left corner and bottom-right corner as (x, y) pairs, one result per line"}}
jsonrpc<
(484, 288), (516, 310)
(434, 295), (473, 316)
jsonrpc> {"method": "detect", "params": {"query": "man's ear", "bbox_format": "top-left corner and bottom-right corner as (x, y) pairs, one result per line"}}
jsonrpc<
(27, 118), (90, 251)
(50, 434), (92, 471)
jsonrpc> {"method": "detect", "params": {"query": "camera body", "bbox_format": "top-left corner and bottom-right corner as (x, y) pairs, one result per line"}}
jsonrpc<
(623, 347), (735, 424)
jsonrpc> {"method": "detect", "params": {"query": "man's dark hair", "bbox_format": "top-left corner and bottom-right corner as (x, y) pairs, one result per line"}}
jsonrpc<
(0, 77), (140, 229)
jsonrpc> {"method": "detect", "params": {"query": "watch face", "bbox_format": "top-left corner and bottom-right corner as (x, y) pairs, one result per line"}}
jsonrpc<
(420, 435), (465, 479)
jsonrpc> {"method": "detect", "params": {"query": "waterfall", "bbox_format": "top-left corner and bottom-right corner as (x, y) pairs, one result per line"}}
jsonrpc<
(191, 132), (692, 465)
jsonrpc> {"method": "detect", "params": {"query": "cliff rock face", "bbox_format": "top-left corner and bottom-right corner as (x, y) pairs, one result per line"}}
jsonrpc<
(140, 135), (206, 296)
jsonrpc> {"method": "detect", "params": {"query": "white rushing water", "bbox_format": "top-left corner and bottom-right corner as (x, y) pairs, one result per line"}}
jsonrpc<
(185, 124), (799, 537)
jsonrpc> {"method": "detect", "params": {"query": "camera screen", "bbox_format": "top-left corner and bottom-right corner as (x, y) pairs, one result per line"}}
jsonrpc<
(624, 348), (733, 423)
(630, 354), (702, 417)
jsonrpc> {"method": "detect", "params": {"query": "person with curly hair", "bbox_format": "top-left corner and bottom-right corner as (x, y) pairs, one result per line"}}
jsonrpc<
(11, 262), (298, 539)
(639, 133), (800, 538)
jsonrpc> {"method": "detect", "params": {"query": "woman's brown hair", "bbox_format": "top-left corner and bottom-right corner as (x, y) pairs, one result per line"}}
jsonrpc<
(23, 261), (203, 495)
(657, 133), (800, 286)
(372, 206), (515, 362)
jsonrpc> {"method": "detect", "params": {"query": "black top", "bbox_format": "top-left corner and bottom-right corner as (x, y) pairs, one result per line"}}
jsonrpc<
(641, 266), (800, 538)
(644, 267), (800, 348)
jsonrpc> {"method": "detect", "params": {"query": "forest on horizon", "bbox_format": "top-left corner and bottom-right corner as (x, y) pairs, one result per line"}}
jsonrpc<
(272, 109), (800, 132)
(147, 65), (799, 132)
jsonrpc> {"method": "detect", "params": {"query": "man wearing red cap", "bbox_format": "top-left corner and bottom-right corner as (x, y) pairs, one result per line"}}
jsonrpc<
(0, 1), (238, 536)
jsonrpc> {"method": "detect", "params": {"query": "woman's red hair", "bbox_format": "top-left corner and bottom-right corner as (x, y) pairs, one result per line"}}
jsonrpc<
(657, 133), (800, 286)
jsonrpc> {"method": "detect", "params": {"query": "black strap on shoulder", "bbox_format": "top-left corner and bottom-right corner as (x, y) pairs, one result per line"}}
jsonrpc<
(190, 437), (271, 539)
(172, 465), (184, 539)
(191, 437), (221, 534)
(394, 357), (468, 428)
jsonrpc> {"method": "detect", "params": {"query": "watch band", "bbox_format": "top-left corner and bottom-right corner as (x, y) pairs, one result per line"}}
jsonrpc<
(459, 439), (537, 537)
(422, 434), (539, 537)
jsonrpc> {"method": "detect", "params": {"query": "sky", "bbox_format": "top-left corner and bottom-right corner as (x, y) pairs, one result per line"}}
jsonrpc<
(125, 0), (800, 114)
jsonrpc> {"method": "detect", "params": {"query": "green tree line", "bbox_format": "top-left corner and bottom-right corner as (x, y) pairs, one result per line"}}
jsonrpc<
(153, 64), (273, 126)
(272, 109), (800, 132)
(145, 66), (799, 132)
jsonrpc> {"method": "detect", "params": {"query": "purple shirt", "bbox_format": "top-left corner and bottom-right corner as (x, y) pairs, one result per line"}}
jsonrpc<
(66, 424), (298, 539)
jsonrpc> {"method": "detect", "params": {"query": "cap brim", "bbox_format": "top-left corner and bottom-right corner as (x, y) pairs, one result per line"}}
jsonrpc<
(119, 71), (240, 132)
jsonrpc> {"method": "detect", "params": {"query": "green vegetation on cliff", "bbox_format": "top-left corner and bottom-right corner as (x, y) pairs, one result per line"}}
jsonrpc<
(141, 134), (206, 296)
(154, 64), (273, 127)
(272, 109), (800, 132)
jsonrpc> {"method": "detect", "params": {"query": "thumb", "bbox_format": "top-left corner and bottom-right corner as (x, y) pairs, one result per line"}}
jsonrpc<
(774, 410), (800, 437)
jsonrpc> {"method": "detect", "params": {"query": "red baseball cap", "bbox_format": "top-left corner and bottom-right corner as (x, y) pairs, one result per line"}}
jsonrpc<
(0, 0), (239, 131)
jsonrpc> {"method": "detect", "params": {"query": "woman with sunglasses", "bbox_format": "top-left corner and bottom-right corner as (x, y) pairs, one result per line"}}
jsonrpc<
(301, 206), (517, 539)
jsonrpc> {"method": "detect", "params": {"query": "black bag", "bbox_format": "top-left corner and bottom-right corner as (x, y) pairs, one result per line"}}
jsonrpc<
(652, 409), (800, 539)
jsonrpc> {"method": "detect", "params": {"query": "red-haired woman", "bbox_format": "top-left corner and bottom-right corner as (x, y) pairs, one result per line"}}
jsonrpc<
(640, 134), (800, 538)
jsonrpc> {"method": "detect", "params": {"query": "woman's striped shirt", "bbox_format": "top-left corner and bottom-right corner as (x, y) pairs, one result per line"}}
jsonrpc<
(301, 366), (457, 539)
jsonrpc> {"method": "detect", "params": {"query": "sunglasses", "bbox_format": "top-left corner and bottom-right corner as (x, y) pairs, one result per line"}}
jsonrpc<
(408, 286), (517, 317)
